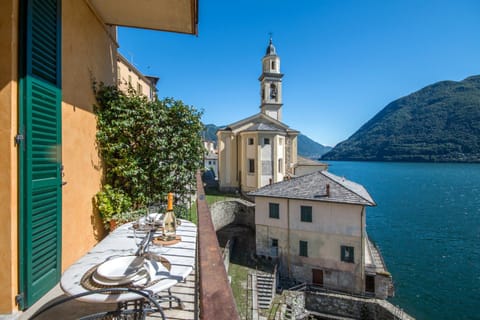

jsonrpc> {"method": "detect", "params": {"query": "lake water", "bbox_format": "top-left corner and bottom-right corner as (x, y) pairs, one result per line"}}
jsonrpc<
(326, 161), (480, 320)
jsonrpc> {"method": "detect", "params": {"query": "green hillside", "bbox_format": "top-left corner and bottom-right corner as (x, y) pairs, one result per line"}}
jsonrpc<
(202, 124), (331, 158)
(322, 75), (480, 162)
(297, 134), (332, 158)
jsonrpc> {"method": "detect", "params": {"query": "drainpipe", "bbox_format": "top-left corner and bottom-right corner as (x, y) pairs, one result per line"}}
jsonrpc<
(236, 136), (239, 187)
(361, 206), (365, 294)
(287, 198), (291, 278)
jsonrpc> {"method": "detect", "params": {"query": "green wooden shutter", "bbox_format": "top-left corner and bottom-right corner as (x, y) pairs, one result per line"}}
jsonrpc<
(18, 0), (62, 309)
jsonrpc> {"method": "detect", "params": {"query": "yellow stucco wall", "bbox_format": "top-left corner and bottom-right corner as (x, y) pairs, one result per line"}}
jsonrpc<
(0, 0), (19, 313)
(0, 0), (118, 314)
(218, 131), (239, 191)
(61, 0), (117, 270)
(117, 56), (155, 100)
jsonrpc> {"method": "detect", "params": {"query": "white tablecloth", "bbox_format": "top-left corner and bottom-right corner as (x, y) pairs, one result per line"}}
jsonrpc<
(60, 219), (197, 303)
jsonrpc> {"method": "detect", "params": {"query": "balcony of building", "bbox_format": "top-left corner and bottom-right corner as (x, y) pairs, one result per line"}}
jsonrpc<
(20, 172), (239, 320)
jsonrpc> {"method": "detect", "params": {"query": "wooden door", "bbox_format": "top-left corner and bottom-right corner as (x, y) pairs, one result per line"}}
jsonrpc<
(312, 269), (324, 286)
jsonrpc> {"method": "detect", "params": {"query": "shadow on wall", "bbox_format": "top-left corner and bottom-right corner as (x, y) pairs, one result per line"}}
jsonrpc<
(209, 199), (255, 231)
(90, 197), (107, 241)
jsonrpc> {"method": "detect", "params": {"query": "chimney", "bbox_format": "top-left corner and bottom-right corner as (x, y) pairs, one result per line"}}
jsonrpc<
(326, 183), (330, 197)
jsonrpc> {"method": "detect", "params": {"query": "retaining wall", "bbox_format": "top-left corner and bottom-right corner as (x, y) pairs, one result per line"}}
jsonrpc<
(304, 291), (414, 320)
(210, 199), (255, 231)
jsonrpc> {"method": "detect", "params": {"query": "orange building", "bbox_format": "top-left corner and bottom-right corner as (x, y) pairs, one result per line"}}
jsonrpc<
(0, 0), (197, 315)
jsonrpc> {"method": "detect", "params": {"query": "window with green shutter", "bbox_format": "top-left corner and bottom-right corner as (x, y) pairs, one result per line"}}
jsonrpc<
(299, 240), (308, 257)
(269, 203), (279, 219)
(300, 206), (312, 222)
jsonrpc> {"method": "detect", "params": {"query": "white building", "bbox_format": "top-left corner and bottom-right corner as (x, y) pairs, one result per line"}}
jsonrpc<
(249, 170), (394, 299)
(217, 39), (325, 193)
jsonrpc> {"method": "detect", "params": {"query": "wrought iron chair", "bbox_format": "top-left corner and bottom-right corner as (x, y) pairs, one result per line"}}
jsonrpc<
(29, 288), (165, 320)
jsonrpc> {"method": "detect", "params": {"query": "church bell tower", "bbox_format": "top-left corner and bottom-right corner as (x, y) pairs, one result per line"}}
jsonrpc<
(259, 37), (283, 122)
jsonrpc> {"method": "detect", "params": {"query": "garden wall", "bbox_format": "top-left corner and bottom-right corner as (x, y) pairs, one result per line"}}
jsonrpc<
(304, 291), (414, 320)
(210, 199), (255, 231)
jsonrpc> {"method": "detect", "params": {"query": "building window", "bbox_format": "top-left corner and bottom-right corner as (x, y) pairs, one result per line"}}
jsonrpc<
(137, 83), (143, 94)
(271, 238), (278, 247)
(264, 138), (270, 145)
(271, 238), (279, 256)
(299, 240), (308, 257)
(270, 83), (277, 99)
(272, 61), (276, 70)
(341, 246), (355, 263)
(300, 206), (312, 222)
(128, 75), (132, 86)
(208, 161), (212, 165)
(248, 159), (255, 173)
(278, 158), (283, 173)
(117, 66), (121, 85)
(269, 203), (279, 219)
(248, 138), (254, 145)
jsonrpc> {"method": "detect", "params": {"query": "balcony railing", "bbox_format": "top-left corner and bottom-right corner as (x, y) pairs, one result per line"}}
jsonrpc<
(196, 171), (240, 319)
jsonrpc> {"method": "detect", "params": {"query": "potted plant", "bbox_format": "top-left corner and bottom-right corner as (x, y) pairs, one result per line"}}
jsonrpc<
(95, 184), (132, 231)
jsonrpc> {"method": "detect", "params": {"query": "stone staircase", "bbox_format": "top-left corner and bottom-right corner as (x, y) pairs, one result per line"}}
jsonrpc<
(257, 273), (274, 309)
(283, 304), (293, 319)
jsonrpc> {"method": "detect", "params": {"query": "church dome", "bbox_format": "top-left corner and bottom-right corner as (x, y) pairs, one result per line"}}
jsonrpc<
(265, 38), (276, 56)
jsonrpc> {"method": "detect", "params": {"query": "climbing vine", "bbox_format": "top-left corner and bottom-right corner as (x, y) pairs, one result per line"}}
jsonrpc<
(94, 83), (203, 226)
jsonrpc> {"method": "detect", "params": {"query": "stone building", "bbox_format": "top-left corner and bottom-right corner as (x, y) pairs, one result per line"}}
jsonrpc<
(249, 170), (394, 299)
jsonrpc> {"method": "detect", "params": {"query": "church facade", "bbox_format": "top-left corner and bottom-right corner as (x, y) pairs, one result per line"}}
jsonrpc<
(217, 39), (300, 193)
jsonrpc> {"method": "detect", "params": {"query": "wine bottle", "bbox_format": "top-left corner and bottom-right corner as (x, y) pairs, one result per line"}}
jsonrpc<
(163, 192), (176, 240)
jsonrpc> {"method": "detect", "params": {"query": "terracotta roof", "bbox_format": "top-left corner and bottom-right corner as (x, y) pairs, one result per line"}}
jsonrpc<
(248, 170), (376, 206)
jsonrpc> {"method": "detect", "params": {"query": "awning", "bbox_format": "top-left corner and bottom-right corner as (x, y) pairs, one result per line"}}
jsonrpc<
(88, 0), (198, 35)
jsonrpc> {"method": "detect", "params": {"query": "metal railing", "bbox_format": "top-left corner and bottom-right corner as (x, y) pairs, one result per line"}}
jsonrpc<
(196, 171), (240, 320)
(288, 282), (375, 299)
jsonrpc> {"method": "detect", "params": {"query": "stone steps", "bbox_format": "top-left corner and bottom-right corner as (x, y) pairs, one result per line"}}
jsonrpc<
(256, 273), (274, 310)
(284, 304), (293, 320)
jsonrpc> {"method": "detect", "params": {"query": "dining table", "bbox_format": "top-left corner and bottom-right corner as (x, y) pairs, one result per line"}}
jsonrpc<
(60, 218), (197, 305)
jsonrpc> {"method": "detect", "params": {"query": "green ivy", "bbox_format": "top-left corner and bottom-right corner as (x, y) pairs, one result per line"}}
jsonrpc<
(94, 84), (204, 227)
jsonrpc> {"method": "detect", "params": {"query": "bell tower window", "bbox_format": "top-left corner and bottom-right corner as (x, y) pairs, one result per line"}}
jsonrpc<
(270, 83), (277, 99)
(271, 61), (276, 71)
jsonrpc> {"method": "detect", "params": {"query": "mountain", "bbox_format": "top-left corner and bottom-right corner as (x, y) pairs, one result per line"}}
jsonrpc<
(322, 75), (480, 162)
(203, 123), (219, 142)
(297, 134), (332, 158)
(202, 124), (331, 158)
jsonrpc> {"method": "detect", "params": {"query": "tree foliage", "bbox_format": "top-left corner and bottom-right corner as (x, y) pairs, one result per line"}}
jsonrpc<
(322, 75), (480, 162)
(94, 84), (204, 217)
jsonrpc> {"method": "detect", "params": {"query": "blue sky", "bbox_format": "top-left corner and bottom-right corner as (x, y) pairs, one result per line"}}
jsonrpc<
(118, 0), (480, 147)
